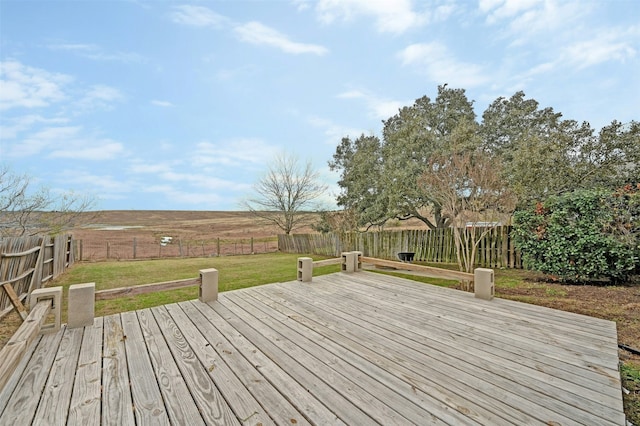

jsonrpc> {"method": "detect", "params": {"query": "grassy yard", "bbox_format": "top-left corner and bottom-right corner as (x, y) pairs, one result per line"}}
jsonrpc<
(1, 253), (638, 422)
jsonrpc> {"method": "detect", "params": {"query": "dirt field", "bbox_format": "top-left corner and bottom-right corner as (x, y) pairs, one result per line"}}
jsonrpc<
(71, 210), (309, 260)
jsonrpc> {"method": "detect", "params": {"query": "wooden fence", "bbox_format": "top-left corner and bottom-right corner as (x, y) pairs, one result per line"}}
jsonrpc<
(75, 237), (278, 261)
(0, 235), (73, 318)
(279, 227), (522, 269)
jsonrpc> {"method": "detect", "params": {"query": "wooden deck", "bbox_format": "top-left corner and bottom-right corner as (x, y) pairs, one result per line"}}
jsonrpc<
(0, 271), (625, 425)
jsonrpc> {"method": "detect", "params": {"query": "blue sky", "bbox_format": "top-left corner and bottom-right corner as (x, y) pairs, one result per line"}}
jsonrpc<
(1, 0), (638, 211)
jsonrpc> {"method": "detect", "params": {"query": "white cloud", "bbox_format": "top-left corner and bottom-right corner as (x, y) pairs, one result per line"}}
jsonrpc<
(193, 139), (280, 166)
(562, 27), (638, 69)
(315, 0), (430, 34)
(12, 126), (80, 157)
(151, 100), (173, 107)
(479, 0), (587, 44)
(337, 89), (406, 119)
(7, 124), (125, 160)
(0, 114), (69, 139)
(0, 60), (71, 110)
(76, 84), (125, 111)
(47, 43), (144, 63)
(234, 22), (328, 55)
(398, 42), (487, 87)
(169, 5), (229, 28)
(50, 140), (124, 160)
(307, 116), (368, 144)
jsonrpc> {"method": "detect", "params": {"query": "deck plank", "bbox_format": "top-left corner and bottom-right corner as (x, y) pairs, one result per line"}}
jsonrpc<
(210, 299), (377, 425)
(68, 317), (104, 426)
(0, 333), (42, 415)
(164, 302), (275, 426)
(121, 310), (170, 424)
(305, 275), (624, 424)
(0, 270), (625, 425)
(136, 308), (206, 426)
(102, 314), (135, 426)
(223, 290), (442, 425)
(259, 279), (623, 426)
(151, 305), (240, 426)
(0, 329), (63, 425)
(249, 284), (541, 425)
(329, 276), (623, 409)
(180, 300), (312, 426)
(228, 290), (470, 426)
(32, 326), (83, 424)
(190, 299), (345, 425)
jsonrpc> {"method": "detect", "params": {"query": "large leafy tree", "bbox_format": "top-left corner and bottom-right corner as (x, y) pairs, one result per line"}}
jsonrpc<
(480, 91), (592, 205)
(331, 87), (639, 232)
(328, 135), (388, 229)
(574, 120), (640, 189)
(380, 85), (479, 229)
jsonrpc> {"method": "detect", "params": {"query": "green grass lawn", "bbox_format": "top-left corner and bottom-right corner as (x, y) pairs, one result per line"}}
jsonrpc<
(52, 253), (341, 317)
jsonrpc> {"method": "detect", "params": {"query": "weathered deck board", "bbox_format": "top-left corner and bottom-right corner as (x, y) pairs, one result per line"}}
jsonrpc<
(0, 329), (63, 425)
(136, 308), (206, 425)
(0, 271), (626, 425)
(151, 305), (240, 425)
(102, 314), (135, 426)
(67, 317), (103, 426)
(32, 326), (83, 424)
(121, 310), (170, 424)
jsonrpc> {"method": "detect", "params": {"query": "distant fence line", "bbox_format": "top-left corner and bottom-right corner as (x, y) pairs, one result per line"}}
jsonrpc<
(0, 234), (73, 318)
(278, 226), (522, 269)
(75, 237), (278, 261)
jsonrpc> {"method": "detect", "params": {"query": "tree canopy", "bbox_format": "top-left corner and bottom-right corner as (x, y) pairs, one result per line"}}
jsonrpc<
(330, 86), (639, 230)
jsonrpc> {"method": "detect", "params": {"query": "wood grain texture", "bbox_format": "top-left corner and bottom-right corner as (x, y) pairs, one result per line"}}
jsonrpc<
(136, 308), (205, 426)
(68, 317), (103, 426)
(151, 305), (239, 426)
(32, 326), (83, 424)
(102, 314), (135, 426)
(121, 310), (170, 425)
(0, 329), (63, 425)
(0, 271), (625, 425)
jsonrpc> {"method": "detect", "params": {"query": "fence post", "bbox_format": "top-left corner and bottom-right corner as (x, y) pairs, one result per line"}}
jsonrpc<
(106, 242), (110, 260)
(199, 268), (218, 303)
(30, 286), (62, 333)
(133, 237), (137, 259)
(217, 238), (221, 256)
(68, 283), (95, 328)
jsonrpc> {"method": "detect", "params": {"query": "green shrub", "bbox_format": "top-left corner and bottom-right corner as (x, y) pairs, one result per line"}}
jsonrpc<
(513, 187), (638, 283)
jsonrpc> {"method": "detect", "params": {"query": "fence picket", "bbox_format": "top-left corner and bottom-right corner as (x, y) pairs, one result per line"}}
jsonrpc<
(278, 226), (522, 269)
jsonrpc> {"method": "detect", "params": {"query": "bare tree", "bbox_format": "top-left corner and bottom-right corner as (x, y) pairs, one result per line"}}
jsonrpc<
(419, 150), (516, 286)
(243, 154), (327, 235)
(1, 164), (97, 237)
